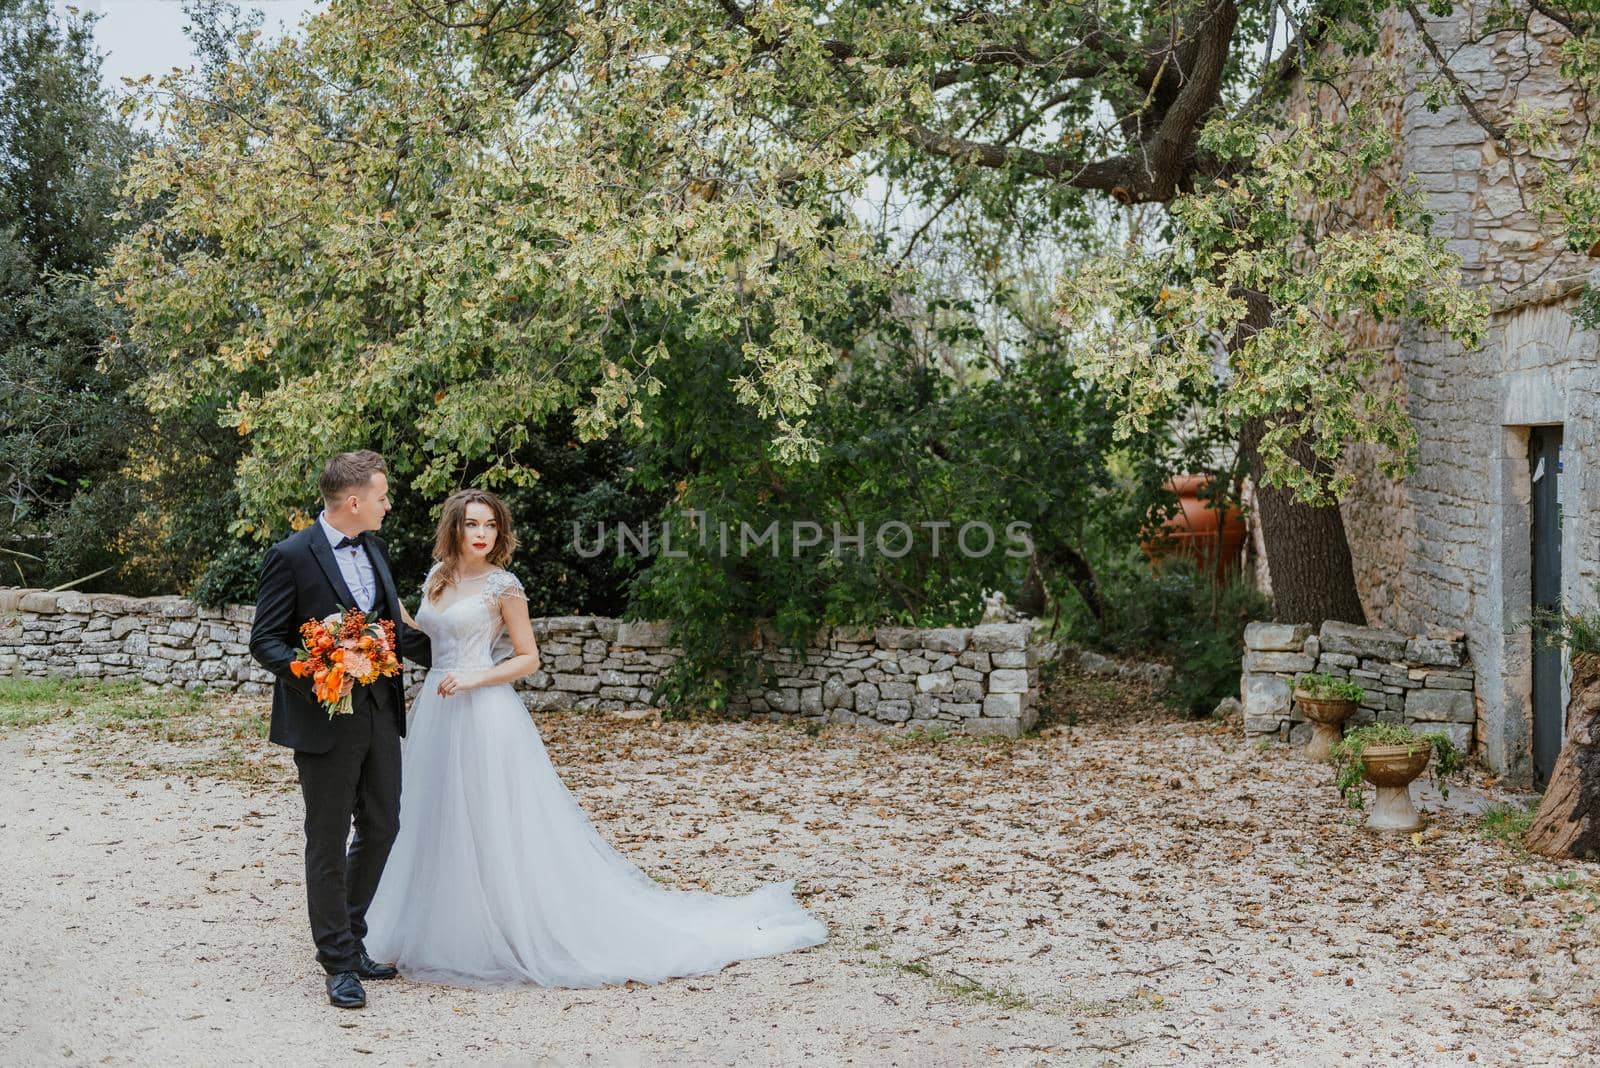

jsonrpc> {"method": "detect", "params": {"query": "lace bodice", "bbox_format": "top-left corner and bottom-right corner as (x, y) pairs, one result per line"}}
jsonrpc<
(414, 565), (527, 671)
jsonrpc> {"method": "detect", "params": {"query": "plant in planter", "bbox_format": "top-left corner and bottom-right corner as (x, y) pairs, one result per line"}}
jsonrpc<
(1330, 723), (1466, 831)
(1293, 672), (1366, 761)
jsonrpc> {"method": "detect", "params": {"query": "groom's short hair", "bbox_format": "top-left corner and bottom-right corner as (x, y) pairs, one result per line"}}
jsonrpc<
(320, 450), (389, 504)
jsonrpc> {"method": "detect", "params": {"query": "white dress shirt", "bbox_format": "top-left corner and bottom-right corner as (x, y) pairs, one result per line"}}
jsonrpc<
(317, 511), (377, 612)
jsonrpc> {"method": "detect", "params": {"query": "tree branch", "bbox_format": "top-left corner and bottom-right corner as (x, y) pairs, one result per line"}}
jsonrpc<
(898, 123), (1136, 196)
(1136, 0), (1238, 198)
(1404, 2), (1509, 145)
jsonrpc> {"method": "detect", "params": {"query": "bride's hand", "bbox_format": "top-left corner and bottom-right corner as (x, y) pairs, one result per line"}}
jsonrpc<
(436, 671), (479, 697)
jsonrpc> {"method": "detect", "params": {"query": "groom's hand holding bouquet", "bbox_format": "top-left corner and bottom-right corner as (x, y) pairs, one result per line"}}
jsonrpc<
(290, 607), (402, 718)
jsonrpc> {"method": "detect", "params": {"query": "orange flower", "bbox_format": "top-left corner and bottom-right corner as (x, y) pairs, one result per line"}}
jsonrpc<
(290, 608), (401, 718)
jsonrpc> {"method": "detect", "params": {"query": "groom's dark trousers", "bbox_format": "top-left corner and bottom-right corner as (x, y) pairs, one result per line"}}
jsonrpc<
(248, 524), (430, 974)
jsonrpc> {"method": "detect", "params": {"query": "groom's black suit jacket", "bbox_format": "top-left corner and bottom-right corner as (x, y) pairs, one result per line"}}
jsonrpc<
(248, 524), (431, 753)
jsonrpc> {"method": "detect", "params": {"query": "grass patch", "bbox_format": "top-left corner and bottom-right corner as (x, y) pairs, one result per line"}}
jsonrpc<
(868, 951), (1156, 1019)
(0, 676), (286, 788)
(875, 956), (1034, 1010)
(1543, 871), (1584, 893)
(1478, 800), (1539, 847)
(0, 676), (208, 731)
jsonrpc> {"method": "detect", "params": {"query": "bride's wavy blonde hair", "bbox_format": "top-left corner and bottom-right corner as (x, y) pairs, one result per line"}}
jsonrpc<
(425, 489), (518, 602)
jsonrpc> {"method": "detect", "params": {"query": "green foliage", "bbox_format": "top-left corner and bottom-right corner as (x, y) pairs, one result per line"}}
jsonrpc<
(1474, 3), (1600, 321)
(1530, 601), (1600, 655)
(108, 0), (889, 535)
(188, 541), (263, 609)
(24, 0), (1502, 647)
(628, 548), (771, 719)
(0, 0), (146, 589)
(178, 408), (666, 612)
(1535, 18), (1600, 266)
(1294, 672), (1366, 703)
(1166, 574), (1275, 716)
(0, 0), (137, 275)
(101, 0), (1500, 547)
(0, 235), (139, 581)
(622, 291), (1169, 714)
(1057, 103), (1488, 505)
(1075, 553), (1272, 716)
(10, 0), (671, 607)
(0, 0), (269, 599)
(1329, 722), (1466, 809)
(1478, 801), (1539, 847)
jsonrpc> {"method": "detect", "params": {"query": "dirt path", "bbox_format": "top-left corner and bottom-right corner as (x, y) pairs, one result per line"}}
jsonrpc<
(1, 673), (1596, 1066)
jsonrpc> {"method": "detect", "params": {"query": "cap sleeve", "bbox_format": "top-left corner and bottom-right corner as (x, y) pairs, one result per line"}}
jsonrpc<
(487, 568), (527, 603)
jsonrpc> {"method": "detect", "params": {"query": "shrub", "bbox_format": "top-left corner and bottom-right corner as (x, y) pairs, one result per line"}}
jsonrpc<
(622, 326), (1161, 717)
(1076, 553), (1271, 716)
(1531, 602), (1600, 654)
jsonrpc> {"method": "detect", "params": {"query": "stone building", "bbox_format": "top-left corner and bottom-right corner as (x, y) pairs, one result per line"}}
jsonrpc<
(1267, 6), (1600, 785)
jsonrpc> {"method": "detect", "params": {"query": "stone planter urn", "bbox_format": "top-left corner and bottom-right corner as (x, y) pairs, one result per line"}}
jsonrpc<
(1357, 743), (1433, 831)
(1294, 691), (1357, 761)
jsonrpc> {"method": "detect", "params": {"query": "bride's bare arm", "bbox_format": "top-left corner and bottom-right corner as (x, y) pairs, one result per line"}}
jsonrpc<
(436, 591), (541, 696)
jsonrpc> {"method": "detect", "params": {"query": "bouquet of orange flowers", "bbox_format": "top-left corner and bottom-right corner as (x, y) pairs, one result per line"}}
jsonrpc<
(288, 607), (402, 717)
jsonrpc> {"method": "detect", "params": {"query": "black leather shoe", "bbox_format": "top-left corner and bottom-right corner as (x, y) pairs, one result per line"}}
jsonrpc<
(356, 952), (399, 980)
(326, 970), (366, 1009)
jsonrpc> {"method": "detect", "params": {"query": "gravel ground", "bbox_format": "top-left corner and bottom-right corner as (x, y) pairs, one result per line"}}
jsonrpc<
(1, 669), (1597, 1067)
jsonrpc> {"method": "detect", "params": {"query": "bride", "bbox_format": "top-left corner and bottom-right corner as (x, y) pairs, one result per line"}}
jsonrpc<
(363, 488), (826, 988)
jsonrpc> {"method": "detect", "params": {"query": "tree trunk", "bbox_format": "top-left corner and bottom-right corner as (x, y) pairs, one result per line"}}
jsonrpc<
(1016, 548), (1105, 627)
(1238, 416), (1368, 627)
(1016, 553), (1048, 618)
(1231, 289), (1368, 629)
(1524, 651), (1600, 859)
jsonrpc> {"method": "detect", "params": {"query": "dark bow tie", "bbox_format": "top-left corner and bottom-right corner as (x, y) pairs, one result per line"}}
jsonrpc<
(334, 533), (368, 550)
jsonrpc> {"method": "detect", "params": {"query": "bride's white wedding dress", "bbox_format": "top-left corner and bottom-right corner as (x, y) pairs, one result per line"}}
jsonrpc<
(363, 566), (826, 988)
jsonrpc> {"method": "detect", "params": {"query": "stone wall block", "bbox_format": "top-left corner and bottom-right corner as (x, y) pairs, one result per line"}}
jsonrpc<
(1243, 622), (1312, 652)
(1319, 621), (1409, 661)
(1406, 688), (1475, 723)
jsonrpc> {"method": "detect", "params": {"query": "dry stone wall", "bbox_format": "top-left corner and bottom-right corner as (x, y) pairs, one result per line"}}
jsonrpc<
(725, 621), (1047, 738)
(0, 588), (1046, 738)
(1241, 620), (1475, 752)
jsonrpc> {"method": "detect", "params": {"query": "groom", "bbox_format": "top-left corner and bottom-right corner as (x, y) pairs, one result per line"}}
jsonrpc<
(248, 450), (431, 1009)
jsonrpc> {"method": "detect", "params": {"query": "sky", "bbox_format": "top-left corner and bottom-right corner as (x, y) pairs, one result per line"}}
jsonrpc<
(56, 0), (321, 89)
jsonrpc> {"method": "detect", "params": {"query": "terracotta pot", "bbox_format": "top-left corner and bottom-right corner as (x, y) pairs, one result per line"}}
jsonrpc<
(1358, 742), (1433, 831)
(1140, 474), (1247, 583)
(1294, 693), (1357, 761)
